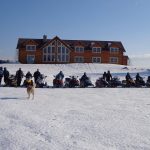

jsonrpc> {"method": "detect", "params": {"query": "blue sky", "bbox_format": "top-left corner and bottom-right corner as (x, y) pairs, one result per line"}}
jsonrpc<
(0, 0), (150, 59)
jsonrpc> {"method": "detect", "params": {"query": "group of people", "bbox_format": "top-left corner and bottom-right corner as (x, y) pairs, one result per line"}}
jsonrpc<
(0, 66), (149, 87)
(0, 67), (42, 86)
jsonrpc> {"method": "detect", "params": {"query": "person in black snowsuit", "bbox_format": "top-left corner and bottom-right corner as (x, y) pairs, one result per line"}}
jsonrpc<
(55, 71), (64, 80)
(0, 67), (4, 85)
(126, 72), (132, 82)
(33, 69), (41, 83)
(106, 71), (112, 82)
(135, 73), (142, 82)
(16, 68), (24, 86)
(3, 67), (9, 85)
(25, 71), (32, 79)
(102, 72), (107, 80)
(80, 72), (88, 82)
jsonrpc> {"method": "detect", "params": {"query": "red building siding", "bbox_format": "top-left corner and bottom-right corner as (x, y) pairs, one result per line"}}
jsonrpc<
(17, 36), (128, 65)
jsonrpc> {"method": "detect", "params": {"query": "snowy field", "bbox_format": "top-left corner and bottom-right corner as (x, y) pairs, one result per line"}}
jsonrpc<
(0, 63), (150, 150)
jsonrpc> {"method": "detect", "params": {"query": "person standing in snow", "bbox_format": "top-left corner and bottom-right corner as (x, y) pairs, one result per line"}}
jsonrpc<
(3, 67), (9, 85)
(33, 69), (41, 83)
(16, 68), (24, 86)
(0, 67), (4, 86)
(106, 70), (112, 82)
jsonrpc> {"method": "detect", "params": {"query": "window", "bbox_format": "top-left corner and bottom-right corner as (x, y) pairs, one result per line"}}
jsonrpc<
(110, 47), (119, 53)
(92, 57), (101, 63)
(110, 57), (118, 63)
(74, 56), (84, 63)
(27, 55), (35, 64)
(26, 45), (36, 51)
(75, 47), (84, 53)
(43, 44), (55, 62)
(57, 42), (70, 62)
(92, 47), (101, 53)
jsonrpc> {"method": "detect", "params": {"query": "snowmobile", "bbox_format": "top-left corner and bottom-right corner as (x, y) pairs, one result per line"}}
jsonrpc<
(80, 77), (94, 88)
(6, 75), (17, 87)
(36, 74), (48, 88)
(64, 76), (79, 88)
(146, 76), (150, 87)
(122, 78), (135, 87)
(53, 76), (63, 88)
(95, 77), (109, 88)
(109, 77), (122, 87)
(135, 77), (145, 87)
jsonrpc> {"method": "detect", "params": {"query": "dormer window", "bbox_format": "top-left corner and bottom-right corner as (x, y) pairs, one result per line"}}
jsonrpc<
(26, 45), (36, 51)
(92, 47), (101, 53)
(110, 47), (119, 53)
(75, 47), (84, 53)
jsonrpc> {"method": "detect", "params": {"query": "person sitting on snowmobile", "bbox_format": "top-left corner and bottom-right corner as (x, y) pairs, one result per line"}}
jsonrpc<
(125, 72), (135, 86)
(25, 71), (32, 79)
(135, 73), (145, 86)
(80, 72), (88, 82)
(55, 71), (64, 80)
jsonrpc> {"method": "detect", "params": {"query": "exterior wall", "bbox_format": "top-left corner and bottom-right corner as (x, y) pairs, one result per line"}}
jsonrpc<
(18, 39), (128, 65)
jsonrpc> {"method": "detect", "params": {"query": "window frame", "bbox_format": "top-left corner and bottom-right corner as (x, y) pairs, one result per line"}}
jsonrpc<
(75, 46), (84, 53)
(74, 56), (84, 63)
(26, 45), (36, 51)
(92, 57), (101, 63)
(110, 57), (118, 64)
(92, 47), (101, 53)
(110, 47), (119, 53)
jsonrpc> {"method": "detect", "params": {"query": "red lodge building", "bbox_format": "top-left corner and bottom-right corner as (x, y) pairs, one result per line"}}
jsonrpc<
(17, 35), (128, 65)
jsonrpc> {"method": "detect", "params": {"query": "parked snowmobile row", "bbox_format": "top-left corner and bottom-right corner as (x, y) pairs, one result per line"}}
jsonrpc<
(0, 66), (150, 88)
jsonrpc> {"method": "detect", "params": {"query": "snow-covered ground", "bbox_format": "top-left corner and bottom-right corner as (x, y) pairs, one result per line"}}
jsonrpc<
(0, 63), (150, 150)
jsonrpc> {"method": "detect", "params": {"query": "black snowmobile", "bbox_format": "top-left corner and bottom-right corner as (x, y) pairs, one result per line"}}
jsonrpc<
(109, 77), (122, 88)
(80, 77), (94, 88)
(6, 75), (17, 87)
(135, 77), (146, 87)
(95, 77), (109, 88)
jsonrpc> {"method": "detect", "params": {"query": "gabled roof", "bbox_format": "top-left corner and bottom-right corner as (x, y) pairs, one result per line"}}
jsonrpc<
(16, 36), (126, 52)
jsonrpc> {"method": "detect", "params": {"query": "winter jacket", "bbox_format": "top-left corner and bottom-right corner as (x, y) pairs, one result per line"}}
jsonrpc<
(16, 70), (24, 79)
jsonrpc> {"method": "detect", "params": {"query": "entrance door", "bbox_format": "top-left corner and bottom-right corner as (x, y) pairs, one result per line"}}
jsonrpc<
(27, 55), (35, 64)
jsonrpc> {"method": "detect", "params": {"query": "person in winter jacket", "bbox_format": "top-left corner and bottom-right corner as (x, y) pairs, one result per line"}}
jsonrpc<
(102, 72), (107, 81)
(0, 67), (4, 85)
(25, 71), (32, 79)
(16, 68), (24, 86)
(135, 73), (142, 82)
(3, 67), (9, 85)
(80, 72), (88, 81)
(55, 71), (64, 80)
(126, 72), (132, 82)
(106, 70), (112, 82)
(33, 69), (41, 83)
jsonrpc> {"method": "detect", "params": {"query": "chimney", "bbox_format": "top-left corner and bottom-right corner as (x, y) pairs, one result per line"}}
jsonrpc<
(43, 35), (47, 42)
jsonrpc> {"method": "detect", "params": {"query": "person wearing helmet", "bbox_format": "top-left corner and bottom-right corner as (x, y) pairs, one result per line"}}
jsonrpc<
(0, 67), (4, 86)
